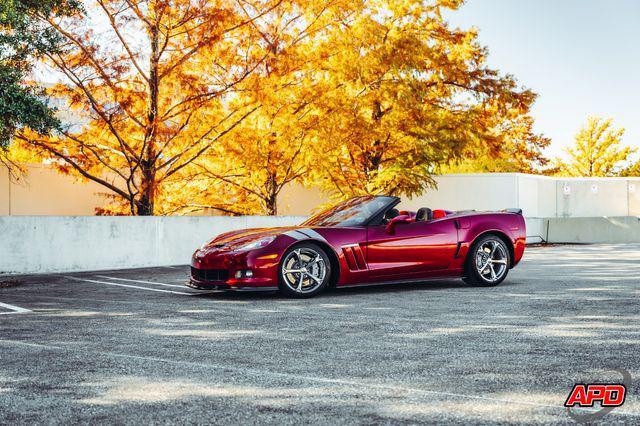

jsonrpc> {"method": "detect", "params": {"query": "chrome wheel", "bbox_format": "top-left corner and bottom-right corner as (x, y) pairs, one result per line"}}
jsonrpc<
(281, 247), (327, 294)
(475, 239), (508, 283)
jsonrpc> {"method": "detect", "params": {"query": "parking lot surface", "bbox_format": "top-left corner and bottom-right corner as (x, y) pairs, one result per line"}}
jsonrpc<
(1, 244), (639, 424)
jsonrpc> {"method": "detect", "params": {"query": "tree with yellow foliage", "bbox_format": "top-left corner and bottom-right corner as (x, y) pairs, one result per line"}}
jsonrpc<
(441, 114), (553, 174)
(15, 0), (551, 215)
(307, 0), (543, 200)
(15, 0), (288, 215)
(558, 117), (635, 177)
(168, 1), (354, 215)
(620, 160), (640, 177)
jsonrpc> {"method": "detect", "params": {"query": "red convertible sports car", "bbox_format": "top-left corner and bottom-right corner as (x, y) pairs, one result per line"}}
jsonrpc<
(188, 195), (526, 297)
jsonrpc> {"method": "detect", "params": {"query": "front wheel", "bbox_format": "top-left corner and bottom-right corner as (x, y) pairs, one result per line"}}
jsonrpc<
(463, 235), (510, 287)
(279, 243), (331, 298)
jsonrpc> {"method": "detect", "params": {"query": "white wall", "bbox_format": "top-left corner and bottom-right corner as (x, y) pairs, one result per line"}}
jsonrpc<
(0, 216), (305, 275)
(524, 218), (547, 244)
(404, 174), (519, 213)
(555, 178), (639, 217)
(0, 164), (329, 217)
(546, 216), (640, 243)
(4, 166), (640, 219)
(409, 174), (640, 219)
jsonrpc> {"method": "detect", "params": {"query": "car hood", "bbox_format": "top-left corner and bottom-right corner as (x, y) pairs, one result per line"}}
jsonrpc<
(202, 226), (302, 251)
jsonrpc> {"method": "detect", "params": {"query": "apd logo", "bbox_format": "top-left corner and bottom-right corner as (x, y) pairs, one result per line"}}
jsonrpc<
(564, 368), (631, 423)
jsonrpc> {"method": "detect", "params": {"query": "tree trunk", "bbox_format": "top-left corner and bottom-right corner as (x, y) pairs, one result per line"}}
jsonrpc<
(266, 196), (278, 216)
(265, 172), (278, 216)
(138, 17), (160, 216)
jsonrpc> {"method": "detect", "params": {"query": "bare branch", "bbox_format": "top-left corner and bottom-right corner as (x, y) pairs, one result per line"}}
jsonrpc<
(96, 0), (150, 82)
(15, 134), (132, 202)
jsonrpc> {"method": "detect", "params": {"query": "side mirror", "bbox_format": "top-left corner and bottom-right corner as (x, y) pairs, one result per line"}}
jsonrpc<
(385, 215), (412, 234)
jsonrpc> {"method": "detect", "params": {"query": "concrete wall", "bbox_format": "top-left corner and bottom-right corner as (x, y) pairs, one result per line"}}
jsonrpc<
(546, 216), (640, 244)
(1, 164), (112, 215)
(555, 178), (640, 217)
(3, 166), (640, 218)
(408, 174), (640, 218)
(0, 216), (305, 275)
(524, 218), (547, 244)
(0, 166), (8, 215)
(403, 174), (520, 213)
(277, 183), (328, 216)
(1, 214), (637, 275)
(0, 164), (327, 216)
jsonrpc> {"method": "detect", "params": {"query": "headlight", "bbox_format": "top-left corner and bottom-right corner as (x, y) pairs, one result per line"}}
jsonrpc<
(237, 236), (276, 251)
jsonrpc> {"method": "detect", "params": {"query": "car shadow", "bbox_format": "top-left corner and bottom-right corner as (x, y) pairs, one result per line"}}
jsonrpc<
(190, 277), (522, 300)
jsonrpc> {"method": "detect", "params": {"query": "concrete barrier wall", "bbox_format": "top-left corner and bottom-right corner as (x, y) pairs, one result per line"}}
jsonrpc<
(404, 174), (640, 218)
(1, 215), (638, 275)
(524, 218), (547, 244)
(546, 216), (640, 244)
(555, 178), (640, 217)
(0, 216), (305, 275)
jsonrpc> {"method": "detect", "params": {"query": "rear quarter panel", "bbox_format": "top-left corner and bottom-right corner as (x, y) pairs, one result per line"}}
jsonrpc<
(452, 213), (526, 270)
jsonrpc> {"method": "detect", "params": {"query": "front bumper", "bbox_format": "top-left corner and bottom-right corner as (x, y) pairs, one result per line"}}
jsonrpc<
(185, 279), (277, 292)
(188, 245), (281, 290)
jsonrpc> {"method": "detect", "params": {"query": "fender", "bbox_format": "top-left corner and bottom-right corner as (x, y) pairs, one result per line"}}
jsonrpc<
(452, 213), (526, 269)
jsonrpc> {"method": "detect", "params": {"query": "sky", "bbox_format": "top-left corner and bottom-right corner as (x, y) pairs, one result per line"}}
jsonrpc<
(446, 0), (640, 161)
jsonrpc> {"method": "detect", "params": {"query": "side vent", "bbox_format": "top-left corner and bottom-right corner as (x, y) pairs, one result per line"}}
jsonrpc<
(342, 244), (367, 271)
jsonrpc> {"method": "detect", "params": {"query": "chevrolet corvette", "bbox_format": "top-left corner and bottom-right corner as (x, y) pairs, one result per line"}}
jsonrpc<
(188, 195), (526, 297)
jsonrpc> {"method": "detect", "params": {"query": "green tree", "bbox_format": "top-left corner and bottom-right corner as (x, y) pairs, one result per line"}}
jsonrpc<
(559, 117), (635, 177)
(0, 0), (80, 168)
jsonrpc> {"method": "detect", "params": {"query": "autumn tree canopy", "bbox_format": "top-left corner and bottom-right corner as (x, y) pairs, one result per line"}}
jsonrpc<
(558, 117), (635, 177)
(17, 0), (295, 215)
(172, 0), (354, 215)
(442, 114), (553, 175)
(15, 0), (548, 215)
(307, 0), (547, 200)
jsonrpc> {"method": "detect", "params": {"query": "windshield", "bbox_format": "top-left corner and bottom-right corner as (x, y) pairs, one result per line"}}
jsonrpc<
(302, 196), (397, 227)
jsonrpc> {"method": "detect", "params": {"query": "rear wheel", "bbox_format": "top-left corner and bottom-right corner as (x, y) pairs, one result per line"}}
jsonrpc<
(279, 243), (331, 298)
(463, 235), (510, 287)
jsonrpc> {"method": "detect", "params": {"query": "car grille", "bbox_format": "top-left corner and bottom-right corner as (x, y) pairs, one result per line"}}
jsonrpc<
(191, 267), (229, 282)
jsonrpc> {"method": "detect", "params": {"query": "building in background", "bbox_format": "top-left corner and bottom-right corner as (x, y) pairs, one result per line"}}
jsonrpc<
(2, 165), (639, 219)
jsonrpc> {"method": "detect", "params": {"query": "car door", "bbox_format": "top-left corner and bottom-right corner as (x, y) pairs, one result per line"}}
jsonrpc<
(365, 219), (458, 279)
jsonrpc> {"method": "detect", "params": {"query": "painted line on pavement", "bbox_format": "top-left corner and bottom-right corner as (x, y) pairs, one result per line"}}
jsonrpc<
(65, 276), (193, 296)
(95, 275), (186, 289)
(0, 302), (32, 315)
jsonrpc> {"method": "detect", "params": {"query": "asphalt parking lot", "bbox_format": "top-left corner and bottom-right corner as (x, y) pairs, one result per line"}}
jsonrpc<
(1, 244), (639, 424)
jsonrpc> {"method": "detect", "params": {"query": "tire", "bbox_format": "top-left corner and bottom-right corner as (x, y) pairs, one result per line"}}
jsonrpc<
(278, 242), (332, 298)
(463, 234), (511, 287)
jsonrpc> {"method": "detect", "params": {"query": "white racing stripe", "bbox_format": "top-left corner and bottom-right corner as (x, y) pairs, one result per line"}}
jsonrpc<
(65, 276), (192, 296)
(94, 275), (186, 289)
(0, 302), (32, 315)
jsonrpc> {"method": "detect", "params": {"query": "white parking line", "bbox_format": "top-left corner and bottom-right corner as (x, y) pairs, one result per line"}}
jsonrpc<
(94, 275), (186, 289)
(65, 276), (192, 296)
(0, 302), (32, 315)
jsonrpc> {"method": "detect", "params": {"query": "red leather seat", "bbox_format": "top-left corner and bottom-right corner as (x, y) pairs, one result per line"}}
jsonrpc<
(432, 209), (447, 219)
